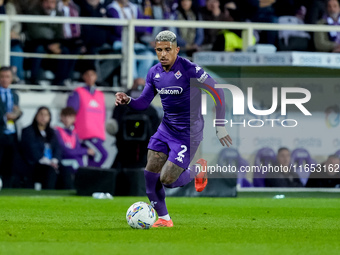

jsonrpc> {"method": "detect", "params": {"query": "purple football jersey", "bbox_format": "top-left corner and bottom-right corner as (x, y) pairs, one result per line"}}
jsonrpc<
(129, 56), (225, 141)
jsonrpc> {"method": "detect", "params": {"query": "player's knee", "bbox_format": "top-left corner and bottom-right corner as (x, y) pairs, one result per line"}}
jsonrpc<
(146, 161), (161, 173)
(160, 171), (176, 185)
(146, 150), (167, 173)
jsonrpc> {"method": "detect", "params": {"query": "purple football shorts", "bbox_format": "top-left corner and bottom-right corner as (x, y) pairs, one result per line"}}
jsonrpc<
(147, 130), (200, 169)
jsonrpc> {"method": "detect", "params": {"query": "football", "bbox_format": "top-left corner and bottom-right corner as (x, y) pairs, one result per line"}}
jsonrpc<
(126, 201), (156, 229)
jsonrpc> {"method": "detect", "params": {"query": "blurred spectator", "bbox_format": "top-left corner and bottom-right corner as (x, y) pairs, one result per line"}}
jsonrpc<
(73, 0), (111, 57)
(14, 0), (40, 14)
(195, 0), (206, 8)
(54, 107), (95, 189)
(0, 66), (22, 188)
(67, 68), (108, 167)
(200, 0), (224, 48)
(212, 1), (256, 51)
(305, 0), (326, 24)
(21, 107), (61, 189)
(58, 0), (81, 43)
(306, 155), (340, 188)
(167, 0), (177, 11)
(0, 0), (4, 13)
(74, 0), (111, 14)
(277, 6), (311, 51)
(73, 0), (114, 79)
(264, 147), (303, 187)
(107, 0), (154, 79)
(4, 0), (24, 81)
(221, 0), (242, 20)
(314, 0), (340, 52)
(238, 0), (278, 45)
(58, 0), (84, 80)
(141, 0), (171, 48)
(170, 0), (204, 56)
(273, 0), (306, 17)
(25, 0), (75, 85)
(110, 78), (160, 168)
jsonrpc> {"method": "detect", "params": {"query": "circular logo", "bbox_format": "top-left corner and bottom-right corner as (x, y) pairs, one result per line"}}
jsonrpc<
(325, 105), (340, 128)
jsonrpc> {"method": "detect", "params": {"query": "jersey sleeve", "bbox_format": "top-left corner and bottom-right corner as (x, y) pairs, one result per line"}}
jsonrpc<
(128, 70), (157, 111)
(189, 62), (226, 124)
(67, 91), (80, 112)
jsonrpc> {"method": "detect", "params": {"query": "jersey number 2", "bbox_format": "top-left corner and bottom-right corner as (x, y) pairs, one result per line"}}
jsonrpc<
(178, 145), (187, 158)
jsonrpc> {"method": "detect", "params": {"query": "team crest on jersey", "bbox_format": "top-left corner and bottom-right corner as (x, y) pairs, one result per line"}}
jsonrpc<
(174, 70), (182, 79)
(65, 142), (73, 148)
(195, 66), (201, 73)
(154, 73), (160, 79)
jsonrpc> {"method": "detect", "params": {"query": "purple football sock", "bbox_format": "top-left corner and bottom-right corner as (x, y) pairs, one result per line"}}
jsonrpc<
(164, 165), (200, 188)
(144, 170), (168, 217)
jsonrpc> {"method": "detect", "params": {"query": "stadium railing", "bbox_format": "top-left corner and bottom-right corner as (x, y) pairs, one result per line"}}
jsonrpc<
(1, 15), (340, 90)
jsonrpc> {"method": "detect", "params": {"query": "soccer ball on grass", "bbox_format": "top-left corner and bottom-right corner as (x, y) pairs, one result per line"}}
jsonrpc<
(126, 201), (156, 229)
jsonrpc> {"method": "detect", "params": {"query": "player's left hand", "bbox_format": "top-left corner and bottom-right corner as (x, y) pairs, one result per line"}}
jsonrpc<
(216, 126), (232, 147)
(219, 135), (232, 147)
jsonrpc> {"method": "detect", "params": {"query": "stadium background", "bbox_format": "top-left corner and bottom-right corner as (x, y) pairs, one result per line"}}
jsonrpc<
(1, 1), (340, 254)
(1, 0), (340, 187)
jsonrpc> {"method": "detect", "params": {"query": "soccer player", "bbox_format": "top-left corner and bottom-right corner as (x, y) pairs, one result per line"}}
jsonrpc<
(115, 31), (232, 227)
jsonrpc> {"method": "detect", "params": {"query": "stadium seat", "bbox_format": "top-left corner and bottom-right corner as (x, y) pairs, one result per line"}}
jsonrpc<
(217, 148), (252, 187)
(253, 147), (277, 187)
(290, 148), (317, 186)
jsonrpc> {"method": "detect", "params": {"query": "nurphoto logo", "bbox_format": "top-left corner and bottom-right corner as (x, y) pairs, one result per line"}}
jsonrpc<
(200, 84), (312, 128)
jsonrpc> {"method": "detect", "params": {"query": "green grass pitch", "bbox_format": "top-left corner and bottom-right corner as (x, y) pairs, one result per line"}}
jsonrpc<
(1, 190), (339, 255)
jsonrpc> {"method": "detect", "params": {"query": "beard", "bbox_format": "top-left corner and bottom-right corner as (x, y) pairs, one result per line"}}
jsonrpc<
(161, 64), (170, 69)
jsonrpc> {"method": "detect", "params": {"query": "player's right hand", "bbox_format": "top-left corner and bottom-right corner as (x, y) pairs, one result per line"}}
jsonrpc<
(115, 92), (131, 106)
